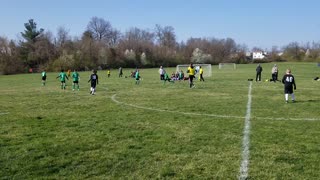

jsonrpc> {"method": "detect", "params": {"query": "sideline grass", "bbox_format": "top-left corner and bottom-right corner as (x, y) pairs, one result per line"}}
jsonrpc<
(0, 62), (319, 179)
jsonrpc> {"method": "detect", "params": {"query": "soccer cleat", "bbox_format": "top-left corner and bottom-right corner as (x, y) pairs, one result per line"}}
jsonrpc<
(292, 100), (295, 103)
(285, 101), (288, 103)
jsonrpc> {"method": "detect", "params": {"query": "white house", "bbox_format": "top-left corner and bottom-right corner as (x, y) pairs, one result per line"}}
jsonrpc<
(252, 51), (267, 60)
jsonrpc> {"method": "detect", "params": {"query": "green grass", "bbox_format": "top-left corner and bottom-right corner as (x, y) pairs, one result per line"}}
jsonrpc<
(1, 62), (320, 179)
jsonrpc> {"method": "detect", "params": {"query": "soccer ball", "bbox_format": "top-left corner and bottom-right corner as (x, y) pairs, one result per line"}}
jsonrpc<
(265, 79), (269, 82)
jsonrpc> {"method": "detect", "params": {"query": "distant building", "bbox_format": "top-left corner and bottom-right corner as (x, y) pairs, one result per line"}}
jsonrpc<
(0, 47), (12, 55)
(305, 49), (310, 57)
(277, 52), (284, 56)
(252, 51), (267, 60)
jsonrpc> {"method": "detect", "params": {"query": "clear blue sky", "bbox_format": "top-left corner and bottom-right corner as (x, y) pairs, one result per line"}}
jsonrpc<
(1, 0), (319, 50)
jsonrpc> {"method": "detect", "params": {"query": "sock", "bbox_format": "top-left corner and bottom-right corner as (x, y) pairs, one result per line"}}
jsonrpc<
(77, 85), (80, 90)
(72, 84), (75, 90)
(285, 94), (289, 101)
(61, 85), (63, 89)
(291, 93), (295, 101)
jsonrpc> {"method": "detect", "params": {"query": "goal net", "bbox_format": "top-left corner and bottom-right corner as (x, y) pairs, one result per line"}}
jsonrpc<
(176, 64), (212, 77)
(218, 63), (236, 70)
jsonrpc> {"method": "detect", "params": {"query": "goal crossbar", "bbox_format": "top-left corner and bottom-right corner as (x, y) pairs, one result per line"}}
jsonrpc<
(176, 64), (212, 77)
(218, 63), (236, 69)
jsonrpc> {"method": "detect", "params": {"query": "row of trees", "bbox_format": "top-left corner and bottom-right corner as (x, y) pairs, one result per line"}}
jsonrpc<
(1, 18), (320, 74)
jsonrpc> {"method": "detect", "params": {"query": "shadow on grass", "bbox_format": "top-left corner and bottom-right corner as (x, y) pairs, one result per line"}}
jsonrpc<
(295, 99), (320, 103)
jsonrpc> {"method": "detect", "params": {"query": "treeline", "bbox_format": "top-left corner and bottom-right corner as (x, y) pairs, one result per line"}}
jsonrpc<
(1, 18), (320, 75)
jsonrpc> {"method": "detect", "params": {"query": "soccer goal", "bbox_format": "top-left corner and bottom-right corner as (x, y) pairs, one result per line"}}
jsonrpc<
(218, 63), (236, 70)
(176, 64), (212, 77)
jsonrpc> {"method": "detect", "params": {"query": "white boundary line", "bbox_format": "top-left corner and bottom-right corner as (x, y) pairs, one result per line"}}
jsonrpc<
(239, 81), (252, 179)
(110, 94), (320, 121)
(257, 116), (320, 121)
(111, 94), (243, 119)
(0, 112), (9, 115)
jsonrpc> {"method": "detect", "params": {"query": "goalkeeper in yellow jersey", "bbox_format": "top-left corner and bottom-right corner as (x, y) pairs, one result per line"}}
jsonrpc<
(187, 63), (195, 88)
(199, 66), (204, 81)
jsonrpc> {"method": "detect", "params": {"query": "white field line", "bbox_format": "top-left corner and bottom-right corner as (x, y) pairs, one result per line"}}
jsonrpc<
(257, 116), (320, 121)
(0, 112), (9, 115)
(110, 94), (320, 121)
(239, 81), (252, 180)
(111, 94), (243, 119)
(100, 87), (109, 91)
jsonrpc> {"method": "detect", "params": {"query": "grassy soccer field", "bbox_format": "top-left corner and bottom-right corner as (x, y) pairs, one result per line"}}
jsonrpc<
(0, 62), (319, 179)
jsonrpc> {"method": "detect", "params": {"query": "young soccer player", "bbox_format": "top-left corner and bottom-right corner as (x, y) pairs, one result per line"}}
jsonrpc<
(135, 69), (140, 85)
(199, 66), (204, 81)
(179, 70), (184, 80)
(88, 70), (99, 95)
(163, 72), (174, 84)
(187, 63), (195, 88)
(41, 70), (47, 86)
(56, 69), (68, 90)
(67, 69), (71, 78)
(159, 66), (165, 80)
(107, 69), (111, 78)
(119, 67), (123, 77)
(282, 69), (297, 103)
(72, 69), (80, 91)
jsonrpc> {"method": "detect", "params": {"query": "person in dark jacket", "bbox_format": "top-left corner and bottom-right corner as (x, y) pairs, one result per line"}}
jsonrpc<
(256, 64), (263, 82)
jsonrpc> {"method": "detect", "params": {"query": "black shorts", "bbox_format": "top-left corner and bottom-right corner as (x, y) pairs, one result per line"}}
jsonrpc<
(42, 76), (46, 81)
(61, 80), (65, 83)
(73, 81), (78, 83)
(189, 75), (194, 81)
(91, 82), (97, 88)
(284, 86), (293, 94)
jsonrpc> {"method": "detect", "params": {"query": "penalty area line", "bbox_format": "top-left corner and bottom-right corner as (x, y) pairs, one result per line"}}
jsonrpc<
(110, 94), (244, 120)
(110, 94), (320, 122)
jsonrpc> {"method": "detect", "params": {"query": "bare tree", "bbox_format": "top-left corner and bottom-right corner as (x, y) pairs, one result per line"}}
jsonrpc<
(87, 17), (112, 43)
(108, 28), (122, 47)
(283, 42), (304, 60)
(155, 24), (176, 48)
(56, 26), (70, 48)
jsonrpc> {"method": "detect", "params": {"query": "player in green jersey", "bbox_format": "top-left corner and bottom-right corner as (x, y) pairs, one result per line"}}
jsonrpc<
(56, 69), (69, 90)
(41, 70), (47, 86)
(72, 70), (80, 91)
(135, 70), (140, 85)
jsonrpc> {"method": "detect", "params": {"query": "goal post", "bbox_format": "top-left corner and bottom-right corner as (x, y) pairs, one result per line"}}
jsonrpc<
(218, 63), (236, 70)
(176, 64), (212, 77)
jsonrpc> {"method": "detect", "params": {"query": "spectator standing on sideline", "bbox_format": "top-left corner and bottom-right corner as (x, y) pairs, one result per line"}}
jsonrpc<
(271, 64), (279, 82)
(256, 64), (263, 82)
